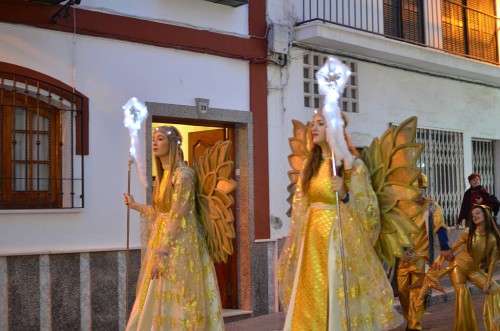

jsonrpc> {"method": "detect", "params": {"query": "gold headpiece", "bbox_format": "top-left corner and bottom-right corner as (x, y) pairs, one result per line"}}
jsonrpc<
(414, 173), (428, 189)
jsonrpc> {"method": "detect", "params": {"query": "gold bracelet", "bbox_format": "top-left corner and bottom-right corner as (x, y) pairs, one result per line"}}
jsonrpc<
(343, 168), (352, 184)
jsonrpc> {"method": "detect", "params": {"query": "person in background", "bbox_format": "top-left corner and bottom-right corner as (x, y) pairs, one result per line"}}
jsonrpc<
(396, 173), (453, 331)
(457, 173), (496, 229)
(421, 204), (500, 331)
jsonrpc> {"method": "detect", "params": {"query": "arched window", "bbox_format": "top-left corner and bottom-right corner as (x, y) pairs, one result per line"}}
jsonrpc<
(0, 62), (88, 209)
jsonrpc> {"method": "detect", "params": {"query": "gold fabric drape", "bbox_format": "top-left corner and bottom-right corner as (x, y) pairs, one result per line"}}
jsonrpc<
(278, 158), (403, 330)
(126, 165), (224, 330)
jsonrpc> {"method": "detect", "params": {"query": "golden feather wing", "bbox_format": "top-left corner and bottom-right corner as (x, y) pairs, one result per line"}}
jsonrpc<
(286, 120), (313, 217)
(362, 117), (423, 266)
(195, 140), (237, 264)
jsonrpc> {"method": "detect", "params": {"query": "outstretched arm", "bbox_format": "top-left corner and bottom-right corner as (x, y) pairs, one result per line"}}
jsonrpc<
(124, 193), (155, 217)
(451, 230), (468, 253)
(432, 202), (453, 261)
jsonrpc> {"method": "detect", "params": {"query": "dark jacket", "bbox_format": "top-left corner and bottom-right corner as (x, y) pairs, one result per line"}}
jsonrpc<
(457, 185), (492, 227)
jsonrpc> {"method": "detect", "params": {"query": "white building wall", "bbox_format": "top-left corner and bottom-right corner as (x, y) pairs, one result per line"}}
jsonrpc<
(81, 0), (249, 36)
(0, 22), (249, 254)
(268, 46), (500, 238)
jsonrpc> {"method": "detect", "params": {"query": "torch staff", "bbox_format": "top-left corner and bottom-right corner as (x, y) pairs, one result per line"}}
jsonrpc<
(123, 97), (148, 322)
(330, 150), (351, 331)
(316, 56), (353, 331)
(125, 156), (133, 318)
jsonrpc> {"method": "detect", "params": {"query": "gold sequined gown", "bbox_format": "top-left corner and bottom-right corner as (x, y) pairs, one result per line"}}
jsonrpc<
(431, 228), (500, 331)
(278, 158), (403, 331)
(126, 165), (224, 330)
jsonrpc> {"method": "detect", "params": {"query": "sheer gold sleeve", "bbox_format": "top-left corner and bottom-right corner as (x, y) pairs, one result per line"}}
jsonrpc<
(345, 158), (380, 246)
(278, 172), (310, 311)
(161, 168), (195, 250)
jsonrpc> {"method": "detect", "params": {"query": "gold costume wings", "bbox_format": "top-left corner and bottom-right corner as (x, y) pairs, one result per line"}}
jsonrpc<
(286, 120), (313, 217)
(362, 117), (422, 265)
(286, 117), (422, 266)
(195, 140), (237, 264)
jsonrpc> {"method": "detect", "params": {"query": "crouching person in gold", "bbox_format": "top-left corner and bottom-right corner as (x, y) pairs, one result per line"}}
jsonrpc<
(396, 173), (452, 331)
(420, 204), (500, 331)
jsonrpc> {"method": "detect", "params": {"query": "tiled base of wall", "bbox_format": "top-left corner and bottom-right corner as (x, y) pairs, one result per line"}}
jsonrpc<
(0, 250), (140, 331)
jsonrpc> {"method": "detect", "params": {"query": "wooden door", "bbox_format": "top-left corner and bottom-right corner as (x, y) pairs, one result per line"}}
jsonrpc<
(188, 128), (238, 309)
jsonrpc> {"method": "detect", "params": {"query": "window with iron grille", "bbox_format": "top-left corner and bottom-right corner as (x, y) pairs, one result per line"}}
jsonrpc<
(413, 127), (465, 227)
(472, 139), (495, 195)
(383, 0), (425, 44)
(442, 0), (498, 63)
(303, 52), (358, 113)
(0, 67), (87, 209)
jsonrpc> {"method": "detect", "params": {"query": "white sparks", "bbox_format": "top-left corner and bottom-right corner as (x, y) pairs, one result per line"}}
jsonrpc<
(315, 56), (354, 166)
(123, 97), (148, 187)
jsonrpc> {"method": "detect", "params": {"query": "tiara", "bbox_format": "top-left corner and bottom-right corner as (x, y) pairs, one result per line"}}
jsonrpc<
(473, 204), (492, 211)
(153, 126), (182, 144)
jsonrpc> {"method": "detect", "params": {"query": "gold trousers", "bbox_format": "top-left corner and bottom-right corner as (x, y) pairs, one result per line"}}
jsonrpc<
(449, 266), (500, 331)
(397, 259), (426, 330)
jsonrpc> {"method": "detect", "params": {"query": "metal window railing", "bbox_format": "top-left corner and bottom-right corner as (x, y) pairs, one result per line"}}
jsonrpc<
(415, 127), (465, 227)
(0, 72), (85, 209)
(297, 0), (500, 65)
(442, 0), (499, 64)
(472, 139), (495, 195)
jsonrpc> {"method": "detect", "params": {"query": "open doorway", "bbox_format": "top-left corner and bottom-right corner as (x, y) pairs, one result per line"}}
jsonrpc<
(151, 119), (238, 309)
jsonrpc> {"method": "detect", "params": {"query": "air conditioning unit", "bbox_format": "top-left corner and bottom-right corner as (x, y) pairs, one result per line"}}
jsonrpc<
(204, 0), (248, 8)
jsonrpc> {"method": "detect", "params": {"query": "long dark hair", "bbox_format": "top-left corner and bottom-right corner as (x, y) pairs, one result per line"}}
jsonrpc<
(467, 205), (500, 260)
(152, 126), (182, 210)
(301, 114), (359, 194)
(301, 145), (326, 194)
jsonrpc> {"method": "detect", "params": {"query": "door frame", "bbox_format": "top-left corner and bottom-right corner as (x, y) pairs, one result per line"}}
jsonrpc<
(145, 102), (254, 311)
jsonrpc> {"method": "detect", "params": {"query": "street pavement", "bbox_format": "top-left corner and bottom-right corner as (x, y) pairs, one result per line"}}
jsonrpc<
(226, 270), (500, 331)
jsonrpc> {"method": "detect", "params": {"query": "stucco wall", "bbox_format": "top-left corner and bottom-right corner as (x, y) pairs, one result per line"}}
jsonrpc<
(0, 22), (250, 254)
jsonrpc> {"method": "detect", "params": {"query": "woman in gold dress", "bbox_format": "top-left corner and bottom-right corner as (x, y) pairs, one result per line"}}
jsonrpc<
(422, 204), (500, 330)
(278, 113), (403, 330)
(123, 126), (223, 330)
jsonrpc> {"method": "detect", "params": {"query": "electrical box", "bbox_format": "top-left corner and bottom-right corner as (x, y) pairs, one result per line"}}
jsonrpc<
(268, 24), (289, 55)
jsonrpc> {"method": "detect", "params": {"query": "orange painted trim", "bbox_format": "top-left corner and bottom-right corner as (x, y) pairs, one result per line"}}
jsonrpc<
(0, 61), (89, 155)
(249, 0), (270, 239)
(0, 1), (267, 63)
(250, 62), (270, 239)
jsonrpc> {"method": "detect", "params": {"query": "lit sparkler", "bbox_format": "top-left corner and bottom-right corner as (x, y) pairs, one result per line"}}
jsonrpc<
(123, 97), (148, 187)
(315, 56), (352, 331)
(316, 56), (354, 167)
